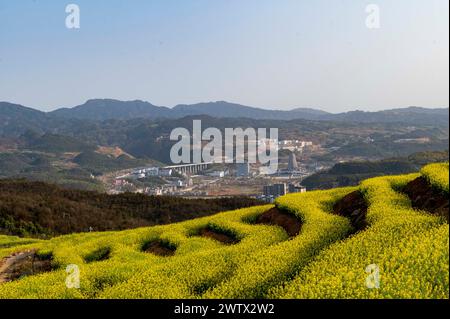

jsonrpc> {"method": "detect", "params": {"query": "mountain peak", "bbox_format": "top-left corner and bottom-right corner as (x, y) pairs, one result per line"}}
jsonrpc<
(49, 99), (172, 121)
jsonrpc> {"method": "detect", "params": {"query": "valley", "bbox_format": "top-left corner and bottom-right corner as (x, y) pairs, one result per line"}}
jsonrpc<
(1, 101), (448, 196)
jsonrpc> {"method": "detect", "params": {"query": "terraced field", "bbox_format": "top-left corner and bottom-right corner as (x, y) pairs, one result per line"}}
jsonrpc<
(0, 163), (448, 299)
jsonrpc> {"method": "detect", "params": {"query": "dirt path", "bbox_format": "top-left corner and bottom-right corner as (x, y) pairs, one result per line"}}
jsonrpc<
(0, 250), (52, 283)
(0, 250), (35, 283)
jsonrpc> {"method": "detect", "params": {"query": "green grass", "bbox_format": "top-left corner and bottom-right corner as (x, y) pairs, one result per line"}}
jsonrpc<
(0, 235), (40, 249)
(0, 163), (448, 299)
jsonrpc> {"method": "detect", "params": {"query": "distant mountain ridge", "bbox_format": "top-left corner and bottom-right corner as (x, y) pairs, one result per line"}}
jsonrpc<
(320, 107), (450, 125)
(1, 99), (449, 126)
(0, 102), (52, 136)
(171, 101), (330, 121)
(51, 99), (173, 120)
(48, 99), (331, 121)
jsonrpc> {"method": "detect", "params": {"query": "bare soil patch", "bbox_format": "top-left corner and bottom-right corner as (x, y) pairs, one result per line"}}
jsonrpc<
(332, 191), (368, 231)
(255, 207), (302, 237)
(198, 227), (240, 245)
(403, 177), (449, 222)
(142, 241), (176, 257)
(96, 146), (134, 158)
(0, 250), (53, 283)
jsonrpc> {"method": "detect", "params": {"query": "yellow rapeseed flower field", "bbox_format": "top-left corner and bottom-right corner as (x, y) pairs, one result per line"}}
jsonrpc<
(0, 163), (448, 299)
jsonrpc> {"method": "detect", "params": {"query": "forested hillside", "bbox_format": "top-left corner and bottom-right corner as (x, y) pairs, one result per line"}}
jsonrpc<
(0, 180), (263, 238)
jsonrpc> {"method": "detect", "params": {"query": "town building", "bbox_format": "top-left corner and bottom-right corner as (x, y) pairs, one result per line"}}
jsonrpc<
(263, 183), (287, 198)
(159, 168), (173, 177)
(208, 171), (226, 178)
(145, 167), (160, 176)
(288, 183), (307, 193)
(236, 163), (250, 177)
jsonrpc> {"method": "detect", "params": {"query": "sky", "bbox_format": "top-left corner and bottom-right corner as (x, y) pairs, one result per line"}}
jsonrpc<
(0, 0), (448, 113)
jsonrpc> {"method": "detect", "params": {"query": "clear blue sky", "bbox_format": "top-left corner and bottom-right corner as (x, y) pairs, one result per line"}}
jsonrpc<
(0, 0), (448, 112)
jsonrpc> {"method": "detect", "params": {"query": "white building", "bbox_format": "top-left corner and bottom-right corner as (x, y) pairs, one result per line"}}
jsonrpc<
(159, 168), (173, 177)
(145, 167), (160, 176)
(176, 180), (185, 187)
(208, 171), (225, 178)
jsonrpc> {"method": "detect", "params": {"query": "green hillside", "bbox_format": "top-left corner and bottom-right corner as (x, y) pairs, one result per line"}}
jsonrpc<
(0, 163), (448, 299)
(303, 150), (449, 190)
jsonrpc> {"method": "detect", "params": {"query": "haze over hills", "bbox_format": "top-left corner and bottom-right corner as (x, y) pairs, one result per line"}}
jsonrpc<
(1, 99), (449, 126)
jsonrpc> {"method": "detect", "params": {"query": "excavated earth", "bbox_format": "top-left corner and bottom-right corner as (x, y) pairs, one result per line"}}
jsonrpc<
(198, 227), (240, 245)
(332, 191), (368, 231)
(256, 207), (302, 237)
(403, 176), (449, 222)
(143, 241), (176, 257)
